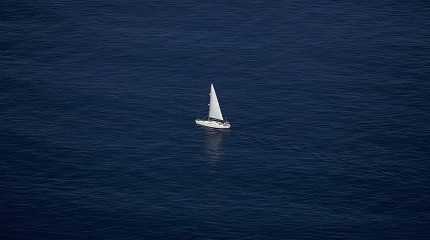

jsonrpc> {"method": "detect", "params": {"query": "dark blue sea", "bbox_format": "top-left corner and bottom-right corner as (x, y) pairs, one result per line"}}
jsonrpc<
(1, 1), (430, 239)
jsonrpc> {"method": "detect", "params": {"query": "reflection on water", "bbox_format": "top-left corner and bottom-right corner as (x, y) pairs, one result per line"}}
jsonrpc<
(204, 128), (229, 163)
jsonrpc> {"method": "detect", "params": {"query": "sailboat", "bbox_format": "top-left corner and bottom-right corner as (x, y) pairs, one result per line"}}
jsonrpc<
(195, 83), (231, 129)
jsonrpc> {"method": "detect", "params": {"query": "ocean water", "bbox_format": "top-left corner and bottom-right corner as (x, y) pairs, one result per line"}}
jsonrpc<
(1, 1), (430, 239)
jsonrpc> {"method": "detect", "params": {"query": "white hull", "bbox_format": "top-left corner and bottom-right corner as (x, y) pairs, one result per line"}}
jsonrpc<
(195, 119), (231, 129)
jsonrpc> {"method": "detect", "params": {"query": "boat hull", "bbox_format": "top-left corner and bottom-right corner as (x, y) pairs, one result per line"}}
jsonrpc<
(195, 119), (231, 129)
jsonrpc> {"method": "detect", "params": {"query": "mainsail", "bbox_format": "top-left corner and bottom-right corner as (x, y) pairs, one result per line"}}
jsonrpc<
(208, 83), (224, 121)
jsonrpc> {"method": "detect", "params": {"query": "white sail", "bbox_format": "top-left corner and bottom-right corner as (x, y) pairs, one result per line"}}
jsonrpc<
(208, 83), (224, 121)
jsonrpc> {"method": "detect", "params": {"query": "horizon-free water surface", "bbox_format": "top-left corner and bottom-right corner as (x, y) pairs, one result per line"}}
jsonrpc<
(1, 1), (430, 239)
